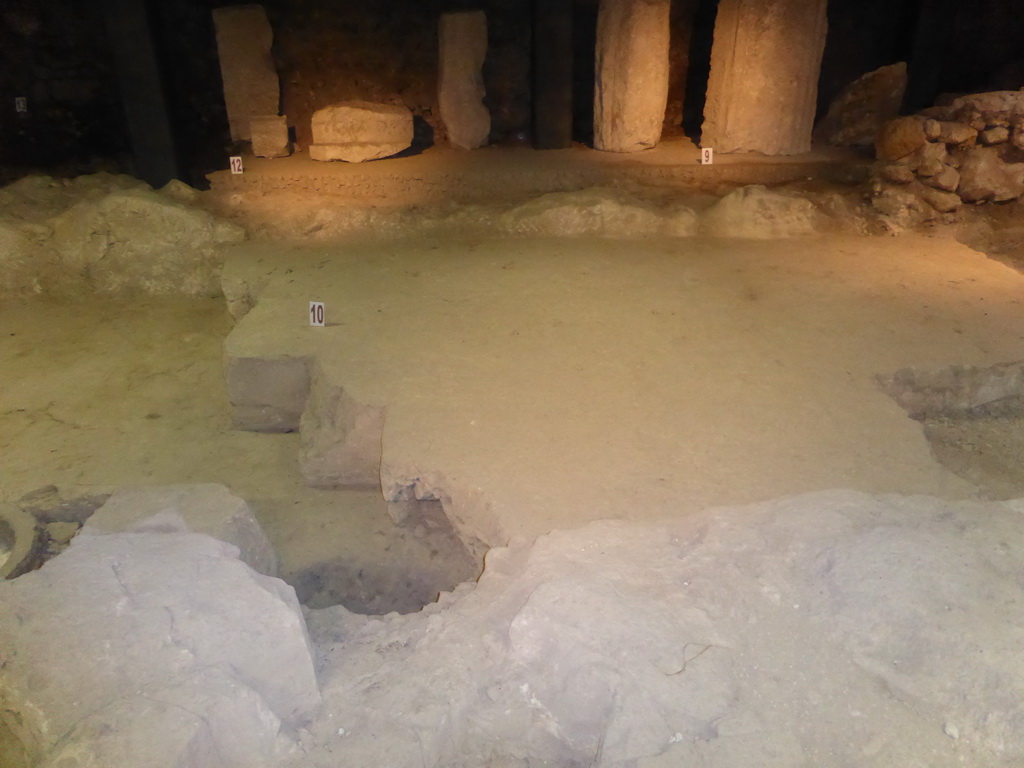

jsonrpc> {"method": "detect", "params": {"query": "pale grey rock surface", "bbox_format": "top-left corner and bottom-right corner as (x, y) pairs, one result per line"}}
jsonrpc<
(309, 101), (414, 162)
(438, 11), (490, 151)
(87, 484), (278, 576)
(593, 0), (671, 153)
(815, 62), (907, 147)
(0, 528), (319, 768)
(295, 490), (1024, 768)
(700, 185), (822, 238)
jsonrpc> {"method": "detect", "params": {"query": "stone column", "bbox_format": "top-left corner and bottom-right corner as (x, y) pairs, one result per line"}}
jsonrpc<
(212, 5), (280, 142)
(593, 0), (671, 153)
(438, 11), (490, 150)
(532, 0), (574, 149)
(701, 0), (828, 156)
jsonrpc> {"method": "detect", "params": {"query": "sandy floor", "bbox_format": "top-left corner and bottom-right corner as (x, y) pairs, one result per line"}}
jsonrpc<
(4, 226), (1024, 613)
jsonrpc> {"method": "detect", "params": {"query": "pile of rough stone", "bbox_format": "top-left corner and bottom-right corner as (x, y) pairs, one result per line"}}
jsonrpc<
(0, 174), (244, 298)
(871, 90), (1024, 225)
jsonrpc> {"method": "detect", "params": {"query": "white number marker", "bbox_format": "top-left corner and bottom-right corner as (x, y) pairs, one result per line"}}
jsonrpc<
(309, 301), (325, 327)
(14, 97), (27, 113)
(701, 147), (714, 165)
(229, 155), (244, 174)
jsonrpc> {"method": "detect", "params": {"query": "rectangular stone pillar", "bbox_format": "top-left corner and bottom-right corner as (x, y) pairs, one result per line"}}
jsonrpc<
(532, 0), (574, 149)
(212, 5), (280, 142)
(438, 11), (490, 150)
(701, 0), (828, 156)
(593, 0), (671, 153)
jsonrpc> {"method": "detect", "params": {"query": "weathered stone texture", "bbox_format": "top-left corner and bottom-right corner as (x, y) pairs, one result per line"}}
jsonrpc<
(702, 0), (828, 155)
(875, 116), (926, 160)
(816, 62), (907, 147)
(593, 0), (671, 153)
(213, 5), (280, 142)
(250, 114), (290, 158)
(438, 11), (490, 150)
(309, 101), (413, 162)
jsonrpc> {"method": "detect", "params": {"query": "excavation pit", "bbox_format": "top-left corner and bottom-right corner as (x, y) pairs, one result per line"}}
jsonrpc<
(286, 497), (484, 614)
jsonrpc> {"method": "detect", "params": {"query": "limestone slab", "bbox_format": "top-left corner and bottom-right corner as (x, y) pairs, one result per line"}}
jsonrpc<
(310, 101), (413, 163)
(593, 0), (671, 153)
(703, 0), (828, 155)
(212, 5), (280, 142)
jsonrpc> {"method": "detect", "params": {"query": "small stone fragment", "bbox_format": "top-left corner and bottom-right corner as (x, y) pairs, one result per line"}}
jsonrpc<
(923, 119), (941, 140)
(924, 165), (960, 193)
(879, 163), (915, 184)
(937, 121), (978, 147)
(980, 126), (1009, 145)
(920, 187), (961, 213)
(916, 158), (945, 177)
(44, 522), (80, 545)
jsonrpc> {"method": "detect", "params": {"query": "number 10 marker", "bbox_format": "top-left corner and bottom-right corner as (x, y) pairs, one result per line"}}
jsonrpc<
(309, 301), (325, 326)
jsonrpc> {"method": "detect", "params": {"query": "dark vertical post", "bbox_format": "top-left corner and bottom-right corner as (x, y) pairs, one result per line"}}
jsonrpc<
(103, 0), (179, 186)
(532, 0), (574, 149)
(901, 0), (957, 113)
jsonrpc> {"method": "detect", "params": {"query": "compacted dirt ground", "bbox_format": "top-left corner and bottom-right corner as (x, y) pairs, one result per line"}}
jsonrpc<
(3, 145), (1024, 615)
(3, 231), (1023, 614)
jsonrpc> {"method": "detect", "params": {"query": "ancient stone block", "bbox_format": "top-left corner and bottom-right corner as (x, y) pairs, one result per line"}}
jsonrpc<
(702, 0), (828, 155)
(815, 62), (907, 147)
(593, 0), (671, 153)
(876, 117), (926, 161)
(438, 11), (490, 150)
(250, 114), (290, 158)
(958, 147), (1024, 202)
(212, 5), (280, 142)
(309, 101), (413, 163)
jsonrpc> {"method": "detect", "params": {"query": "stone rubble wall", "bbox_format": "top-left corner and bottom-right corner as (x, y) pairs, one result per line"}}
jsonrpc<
(870, 89), (1024, 227)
